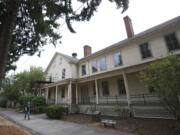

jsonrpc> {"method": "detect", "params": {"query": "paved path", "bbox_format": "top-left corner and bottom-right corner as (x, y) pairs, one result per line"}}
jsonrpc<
(0, 110), (134, 135)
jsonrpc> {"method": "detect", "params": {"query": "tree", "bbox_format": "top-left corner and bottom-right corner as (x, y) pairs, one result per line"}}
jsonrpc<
(0, 0), (129, 87)
(141, 56), (180, 122)
(2, 77), (21, 106)
(14, 66), (45, 95)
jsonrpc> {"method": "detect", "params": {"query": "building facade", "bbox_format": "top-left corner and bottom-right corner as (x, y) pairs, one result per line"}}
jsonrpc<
(41, 16), (180, 117)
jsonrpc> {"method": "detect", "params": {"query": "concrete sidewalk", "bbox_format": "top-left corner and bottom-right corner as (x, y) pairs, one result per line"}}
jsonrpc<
(0, 109), (134, 135)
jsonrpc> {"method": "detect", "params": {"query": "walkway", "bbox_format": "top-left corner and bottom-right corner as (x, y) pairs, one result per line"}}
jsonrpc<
(0, 110), (134, 135)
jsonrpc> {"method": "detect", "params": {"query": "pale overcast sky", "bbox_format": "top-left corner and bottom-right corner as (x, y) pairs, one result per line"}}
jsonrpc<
(11, 0), (180, 74)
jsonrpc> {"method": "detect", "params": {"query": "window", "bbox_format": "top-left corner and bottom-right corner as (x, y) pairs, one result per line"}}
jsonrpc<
(53, 61), (56, 68)
(91, 61), (98, 73)
(81, 64), (86, 76)
(165, 33), (179, 51)
(102, 81), (109, 96)
(117, 79), (126, 95)
(93, 83), (96, 96)
(59, 58), (62, 65)
(61, 87), (65, 98)
(100, 57), (106, 71)
(114, 52), (122, 66)
(139, 42), (152, 59)
(62, 68), (66, 79)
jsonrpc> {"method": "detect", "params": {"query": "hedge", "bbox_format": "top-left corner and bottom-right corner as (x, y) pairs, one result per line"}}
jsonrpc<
(19, 94), (35, 106)
(46, 105), (67, 119)
(31, 106), (46, 114)
(0, 98), (7, 108)
(31, 96), (46, 107)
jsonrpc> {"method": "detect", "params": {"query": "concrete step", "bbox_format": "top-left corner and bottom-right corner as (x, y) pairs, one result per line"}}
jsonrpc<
(133, 106), (175, 119)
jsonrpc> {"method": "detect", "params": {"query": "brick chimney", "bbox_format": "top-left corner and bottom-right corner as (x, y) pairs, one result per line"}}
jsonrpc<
(123, 16), (134, 38)
(84, 45), (92, 57)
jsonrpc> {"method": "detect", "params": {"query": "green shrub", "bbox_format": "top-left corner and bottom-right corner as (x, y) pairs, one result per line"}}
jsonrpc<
(19, 94), (35, 106)
(0, 98), (8, 108)
(32, 106), (46, 114)
(31, 96), (46, 107)
(46, 105), (67, 119)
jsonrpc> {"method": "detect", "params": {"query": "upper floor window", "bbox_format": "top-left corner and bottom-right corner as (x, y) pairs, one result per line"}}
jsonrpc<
(139, 42), (152, 59)
(165, 33), (179, 51)
(114, 52), (122, 67)
(117, 79), (126, 95)
(62, 68), (66, 79)
(102, 81), (109, 96)
(91, 61), (98, 73)
(81, 64), (86, 76)
(100, 57), (106, 71)
(59, 58), (62, 65)
(53, 61), (56, 68)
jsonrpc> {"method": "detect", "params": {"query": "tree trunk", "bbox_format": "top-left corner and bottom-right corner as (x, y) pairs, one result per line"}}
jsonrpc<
(0, 0), (20, 87)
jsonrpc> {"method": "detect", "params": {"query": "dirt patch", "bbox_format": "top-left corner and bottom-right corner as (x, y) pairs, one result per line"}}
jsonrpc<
(0, 116), (34, 135)
(61, 114), (179, 135)
(0, 125), (27, 135)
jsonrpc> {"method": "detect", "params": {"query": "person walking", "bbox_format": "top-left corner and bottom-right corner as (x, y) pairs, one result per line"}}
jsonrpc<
(24, 101), (31, 120)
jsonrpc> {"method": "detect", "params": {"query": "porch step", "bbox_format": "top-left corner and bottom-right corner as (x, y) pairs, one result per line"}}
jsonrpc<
(133, 106), (175, 119)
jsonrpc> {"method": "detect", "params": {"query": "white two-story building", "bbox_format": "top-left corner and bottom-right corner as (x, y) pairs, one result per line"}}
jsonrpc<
(41, 16), (180, 117)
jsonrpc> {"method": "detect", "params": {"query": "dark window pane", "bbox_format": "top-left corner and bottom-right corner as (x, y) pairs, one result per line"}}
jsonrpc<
(61, 87), (65, 98)
(62, 68), (66, 79)
(100, 57), (106, 71)
(91, 61), (98, 73)
(102, 81), (109, 96)
(114, 52), (122, 66)
(81, 65), (86, 75)
(117, 79), (126, 95)
(165, 33), (179, 51)
(139, 42), (152, 59)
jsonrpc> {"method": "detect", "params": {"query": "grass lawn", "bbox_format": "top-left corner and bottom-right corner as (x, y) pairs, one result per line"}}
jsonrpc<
(61, 114), (180, 135)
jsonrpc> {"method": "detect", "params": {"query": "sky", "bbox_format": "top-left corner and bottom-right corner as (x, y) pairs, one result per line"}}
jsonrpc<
(10, 0), (180, 75)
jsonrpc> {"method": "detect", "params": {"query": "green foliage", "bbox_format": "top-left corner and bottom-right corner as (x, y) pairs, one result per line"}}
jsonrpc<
(0, 98), (8, 108)
(0, 0), (129, 73)
(2, 77), (21, 104)
(46, 105), (67, 119)
(19, 94), (35, 106)
(31, 106), (46, 114)
(31, 96), (46, 107)
(141, 56), (180, 121)
(14, 66), (45, 95)
(113, 105), (130, 118)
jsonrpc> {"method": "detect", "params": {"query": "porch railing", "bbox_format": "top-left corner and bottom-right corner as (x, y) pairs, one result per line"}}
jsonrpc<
(130, 93), (161, 105)
(47, 94), (161, 106)
(77, 96), (128, 105)
(47, 99), (55, 105)
(77, 94), (161, 105)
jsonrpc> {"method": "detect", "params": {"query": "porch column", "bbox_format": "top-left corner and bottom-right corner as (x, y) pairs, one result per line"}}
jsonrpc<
(46, 87), (49, 104)
(55, 85), (58, 104)
(76, 84), (78, 104)
(122, 72), (131, 108)
(68, 81), (72, 105)
(95, 79), (99, 104)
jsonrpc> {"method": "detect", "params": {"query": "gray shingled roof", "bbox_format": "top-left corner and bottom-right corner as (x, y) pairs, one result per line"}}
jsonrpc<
(57, 52), (79, 63)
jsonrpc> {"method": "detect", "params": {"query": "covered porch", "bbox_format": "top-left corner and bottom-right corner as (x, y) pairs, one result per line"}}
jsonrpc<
(41, 64), (161, 107)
